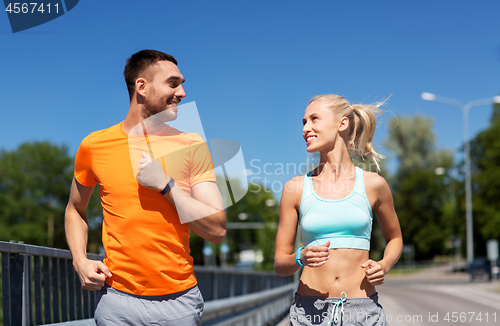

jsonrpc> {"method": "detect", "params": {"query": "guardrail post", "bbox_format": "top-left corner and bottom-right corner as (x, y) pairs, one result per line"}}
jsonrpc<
(83, 289), (90, 319)
(242, 273), (248, 295)
(68, 260), (76, 321)
(2, 253), (13, 325)
(52, 257), (60, 323)
(1, 252), (31, 326)
(212, 268), (218, 300)
(34, 256), (43, 325)
(90, 289), (97, 318)
(76, 279), (83, 319)
(60, 259), (68, 321)
(25, 253), (33, 326)
(43, 256), (52, 323)
(229, 273), (235, 297)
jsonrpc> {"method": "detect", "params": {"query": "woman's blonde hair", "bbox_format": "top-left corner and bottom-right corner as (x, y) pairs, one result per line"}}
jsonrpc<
(308, 94), (386, 170)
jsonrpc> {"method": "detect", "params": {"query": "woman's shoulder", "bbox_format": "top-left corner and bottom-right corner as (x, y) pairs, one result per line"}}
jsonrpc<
(362, 170), (389, 192)
(281, 175), (306, 210)
(283, 175), (305, 194)
(362, 171), (393, 207)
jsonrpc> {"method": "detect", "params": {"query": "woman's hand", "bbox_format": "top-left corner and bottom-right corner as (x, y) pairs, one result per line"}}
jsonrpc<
(300, 241), (330, 267)
(361, 259), (387, 285)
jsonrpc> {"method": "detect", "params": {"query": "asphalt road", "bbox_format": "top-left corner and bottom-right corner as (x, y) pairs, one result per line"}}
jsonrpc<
(379, 272), (500, 326)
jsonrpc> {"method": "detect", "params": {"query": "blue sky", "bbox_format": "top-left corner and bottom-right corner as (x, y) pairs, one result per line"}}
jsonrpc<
(1, 1), (500, 199)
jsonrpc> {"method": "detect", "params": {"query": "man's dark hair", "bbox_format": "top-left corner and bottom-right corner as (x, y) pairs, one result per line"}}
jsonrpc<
(124, 50), (178, 100)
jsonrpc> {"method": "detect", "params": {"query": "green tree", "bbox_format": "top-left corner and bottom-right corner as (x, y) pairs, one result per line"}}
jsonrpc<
(0, 142), (103, 253)
(0, 142), (73, 248)
(384, 115), (456, 260)
(469, 101), (500, 254)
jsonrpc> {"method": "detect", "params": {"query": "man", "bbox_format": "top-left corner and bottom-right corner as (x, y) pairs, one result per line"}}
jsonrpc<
(65, 49), (226, 325)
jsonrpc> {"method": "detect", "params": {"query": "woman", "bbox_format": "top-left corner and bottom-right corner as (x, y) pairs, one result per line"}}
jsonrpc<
(274, 94), (403, 326)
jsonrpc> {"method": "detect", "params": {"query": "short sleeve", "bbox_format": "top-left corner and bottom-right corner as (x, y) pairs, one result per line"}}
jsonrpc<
(74, 135), (97, 187)
(189, 136), (216, 186)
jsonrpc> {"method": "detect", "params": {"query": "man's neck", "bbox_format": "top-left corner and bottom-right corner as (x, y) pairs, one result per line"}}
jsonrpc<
(122, 101), (142, 133)
(122, 103), (164, 135)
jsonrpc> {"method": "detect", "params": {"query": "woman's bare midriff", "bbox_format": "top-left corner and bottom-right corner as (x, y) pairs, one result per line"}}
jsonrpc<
(297, 248), (376, 298)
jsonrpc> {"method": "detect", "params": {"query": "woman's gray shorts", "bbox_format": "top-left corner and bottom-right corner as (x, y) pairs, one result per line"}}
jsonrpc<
(289, 292), (387, 326)
(94, 285), (204, 326)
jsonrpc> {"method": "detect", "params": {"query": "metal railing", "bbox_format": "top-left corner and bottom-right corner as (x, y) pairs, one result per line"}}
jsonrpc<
(1, 241), (102, 326)
(202, 283), (295, 326)
(1, 241), (293, 326)
(195, 266), (291, 301)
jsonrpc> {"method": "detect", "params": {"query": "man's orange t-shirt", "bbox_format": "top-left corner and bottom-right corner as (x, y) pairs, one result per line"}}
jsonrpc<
(74, 122), (215, 296)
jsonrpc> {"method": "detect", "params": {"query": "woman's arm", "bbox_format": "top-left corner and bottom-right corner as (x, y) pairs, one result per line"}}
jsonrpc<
(274, 178), (301, 276)
(274, 177), (329, 276)
(363, 173), (403, 285)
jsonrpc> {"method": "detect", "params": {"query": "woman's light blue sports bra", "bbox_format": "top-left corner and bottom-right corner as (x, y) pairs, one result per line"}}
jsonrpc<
(299, 166), (373, 250)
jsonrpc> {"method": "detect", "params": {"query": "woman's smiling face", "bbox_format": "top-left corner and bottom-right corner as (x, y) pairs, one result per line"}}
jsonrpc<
(302, 101), (340, 153)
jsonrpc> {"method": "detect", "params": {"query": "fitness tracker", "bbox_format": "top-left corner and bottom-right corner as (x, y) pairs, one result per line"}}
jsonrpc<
(295, 246), (306, 267)
(159, 178), (175, 195)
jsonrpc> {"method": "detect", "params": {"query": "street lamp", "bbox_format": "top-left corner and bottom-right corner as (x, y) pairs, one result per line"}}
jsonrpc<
(421, 92), (500, 263)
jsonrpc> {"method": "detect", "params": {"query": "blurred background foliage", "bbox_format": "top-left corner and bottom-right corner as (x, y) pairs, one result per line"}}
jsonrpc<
(0, 141), (102, 252)
(384, 115), (457, 260)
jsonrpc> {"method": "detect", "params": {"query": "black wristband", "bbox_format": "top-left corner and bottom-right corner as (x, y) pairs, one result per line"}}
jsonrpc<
(159, 178), (175, 195)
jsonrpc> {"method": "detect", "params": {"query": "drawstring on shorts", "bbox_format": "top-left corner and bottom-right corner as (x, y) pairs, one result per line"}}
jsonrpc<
(328, 292), (347, 325)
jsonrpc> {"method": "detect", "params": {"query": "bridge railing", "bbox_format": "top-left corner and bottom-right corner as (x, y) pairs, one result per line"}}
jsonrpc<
(1, 241), (102, 326)
(195, 265), (291, 301)
(0, 241), (293, 326)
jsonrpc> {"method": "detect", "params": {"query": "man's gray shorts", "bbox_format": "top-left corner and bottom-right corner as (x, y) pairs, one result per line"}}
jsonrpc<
(289, 292), (387, 326)
(94, 285), (204, 326)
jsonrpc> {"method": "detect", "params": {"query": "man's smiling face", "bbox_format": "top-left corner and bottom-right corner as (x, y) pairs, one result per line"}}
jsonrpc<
(142, 60), (186, 121)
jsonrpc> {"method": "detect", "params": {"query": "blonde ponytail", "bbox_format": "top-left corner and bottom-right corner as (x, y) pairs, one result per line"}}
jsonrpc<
(309, 94), (387, 170)
(350, 103), (385, 170)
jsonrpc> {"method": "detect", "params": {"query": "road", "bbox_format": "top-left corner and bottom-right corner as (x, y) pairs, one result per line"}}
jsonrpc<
(379, 269), (500, 326)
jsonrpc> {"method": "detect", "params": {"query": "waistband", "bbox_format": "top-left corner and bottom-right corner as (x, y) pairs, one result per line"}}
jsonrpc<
(101, 284), (198, 301)
(307, 237), (370, 251)
(294, 292), (379, 308)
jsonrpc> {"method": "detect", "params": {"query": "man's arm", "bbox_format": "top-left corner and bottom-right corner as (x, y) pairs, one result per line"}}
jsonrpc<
(136, 152), (226, 244)
(65, 178), (112, 290)
(180, 181), (226, 244)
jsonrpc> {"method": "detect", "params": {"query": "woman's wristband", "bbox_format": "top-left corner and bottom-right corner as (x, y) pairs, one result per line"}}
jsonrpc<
(295, 246), (306, 267)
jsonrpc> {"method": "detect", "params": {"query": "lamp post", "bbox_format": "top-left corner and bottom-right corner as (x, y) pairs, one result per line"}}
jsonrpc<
(421, 92), (500, 263)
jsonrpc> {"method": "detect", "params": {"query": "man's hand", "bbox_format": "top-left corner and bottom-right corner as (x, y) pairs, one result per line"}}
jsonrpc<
(74, 259), (112, 291)
(300, 241), (330, 267)
(361, 259), (386, 286)
(136, 152), (168, 192)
